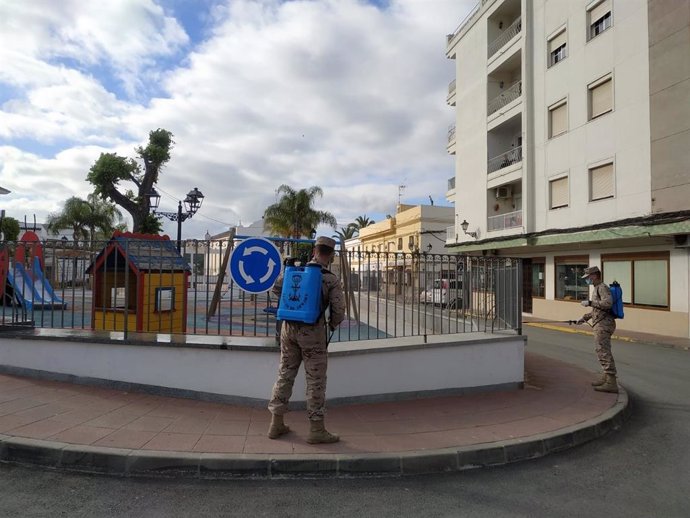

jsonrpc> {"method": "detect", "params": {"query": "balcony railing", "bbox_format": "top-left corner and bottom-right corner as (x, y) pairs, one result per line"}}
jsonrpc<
(447, 124), (456, 144)
(488, 145), (522, 174)
(488, 80), (522, 116)
(447, 176), (456, 191)
(448, 79), (456, 96)
(488, 210), (523, 231)
(488, 17), (522, 58)
(447, 0), (492, 43)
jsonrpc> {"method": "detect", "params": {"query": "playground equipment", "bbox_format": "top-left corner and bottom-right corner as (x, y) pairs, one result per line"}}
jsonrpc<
(1, 230), (66, 311)
(5, 256), (66, 311)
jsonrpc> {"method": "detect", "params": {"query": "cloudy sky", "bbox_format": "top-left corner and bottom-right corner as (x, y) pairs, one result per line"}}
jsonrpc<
(0, 0), (473, 239)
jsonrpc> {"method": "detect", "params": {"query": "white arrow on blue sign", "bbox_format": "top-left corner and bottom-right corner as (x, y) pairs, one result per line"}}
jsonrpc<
(228, 237), (283, 294)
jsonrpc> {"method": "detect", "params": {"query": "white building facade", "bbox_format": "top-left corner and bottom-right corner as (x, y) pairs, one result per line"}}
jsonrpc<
(445, 0), (690, 337)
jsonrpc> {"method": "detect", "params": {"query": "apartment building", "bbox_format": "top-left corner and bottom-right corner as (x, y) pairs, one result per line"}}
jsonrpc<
(445, 0), (690, 337)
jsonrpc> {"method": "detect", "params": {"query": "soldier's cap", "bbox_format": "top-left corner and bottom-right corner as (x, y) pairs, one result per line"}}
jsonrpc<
(581, 265), (601, 278)
(315, 236), (336, 249)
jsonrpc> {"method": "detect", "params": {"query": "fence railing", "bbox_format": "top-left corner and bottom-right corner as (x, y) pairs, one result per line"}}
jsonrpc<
(488, 17), (522, 58)
(0, 238), (522, 340)
(488, 145), (522, 174)
(487, 80), (522, 116)
(488, 210), (523, 231)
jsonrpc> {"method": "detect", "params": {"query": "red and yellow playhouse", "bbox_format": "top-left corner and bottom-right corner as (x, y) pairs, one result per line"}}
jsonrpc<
(87, 232), (190, 333)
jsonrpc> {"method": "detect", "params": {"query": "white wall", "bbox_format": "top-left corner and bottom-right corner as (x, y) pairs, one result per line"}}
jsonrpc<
(0, 334), (525, 404)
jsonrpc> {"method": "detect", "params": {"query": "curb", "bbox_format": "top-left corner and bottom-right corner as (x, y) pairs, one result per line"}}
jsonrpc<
(525, 322), (637, 343)
(0, 388), (631, 479)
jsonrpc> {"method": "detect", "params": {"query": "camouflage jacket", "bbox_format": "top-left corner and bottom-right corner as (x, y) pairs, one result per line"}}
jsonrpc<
(583, 281), (614, 326)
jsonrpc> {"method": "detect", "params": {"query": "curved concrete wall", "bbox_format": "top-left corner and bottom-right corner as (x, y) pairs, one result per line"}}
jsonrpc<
(0, 332), (525, 406)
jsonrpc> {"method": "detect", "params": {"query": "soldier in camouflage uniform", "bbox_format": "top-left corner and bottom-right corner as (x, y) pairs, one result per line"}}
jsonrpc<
(577, 265), (618, 393)
(267, 236), (346, 444)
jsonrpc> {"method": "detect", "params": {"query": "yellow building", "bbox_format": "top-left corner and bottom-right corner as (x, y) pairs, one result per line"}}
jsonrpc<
(350, 204), (455, 297)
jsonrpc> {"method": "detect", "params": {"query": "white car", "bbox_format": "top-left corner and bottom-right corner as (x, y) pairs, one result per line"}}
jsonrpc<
(420, 279), (462, 309)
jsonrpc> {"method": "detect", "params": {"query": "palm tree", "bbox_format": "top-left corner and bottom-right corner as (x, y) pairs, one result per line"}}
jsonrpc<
(336, 224), (358, 240)
(263, 185), (337, 239)
(84, 193), (125, 246)
(46, 197), (91, 247)
(46, 196), (125, 249)
(354, 215), (375, 230)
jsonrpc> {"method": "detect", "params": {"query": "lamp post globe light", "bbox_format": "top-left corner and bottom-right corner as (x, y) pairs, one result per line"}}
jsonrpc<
(147, 187), (205, 253)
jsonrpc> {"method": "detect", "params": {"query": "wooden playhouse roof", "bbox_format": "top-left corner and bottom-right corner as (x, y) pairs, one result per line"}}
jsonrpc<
(87, 232), (190, 274)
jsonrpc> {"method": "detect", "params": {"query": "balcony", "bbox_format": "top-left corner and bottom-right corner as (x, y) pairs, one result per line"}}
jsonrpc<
(488, 80), (522, 116)
(488, 17), (522, 58)
(447, 79), (456, 106)
(488, 146), (522, 174)
(447, 124), (456, 154)
(447, 176), (455, 191)
(488, 210), (523, 231)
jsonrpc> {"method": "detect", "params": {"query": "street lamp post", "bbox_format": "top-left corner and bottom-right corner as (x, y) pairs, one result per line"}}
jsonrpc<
(147, 187), (204, 253)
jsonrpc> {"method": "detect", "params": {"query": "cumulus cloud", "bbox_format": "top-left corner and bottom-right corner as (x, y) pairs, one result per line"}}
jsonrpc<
(0, 0), (473, 238)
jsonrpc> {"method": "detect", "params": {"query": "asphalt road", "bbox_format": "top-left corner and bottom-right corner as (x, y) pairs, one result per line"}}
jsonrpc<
(0, 326), (688, 518)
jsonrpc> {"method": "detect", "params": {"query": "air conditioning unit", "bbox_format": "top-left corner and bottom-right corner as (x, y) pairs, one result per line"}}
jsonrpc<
(495, 186), (512, 199)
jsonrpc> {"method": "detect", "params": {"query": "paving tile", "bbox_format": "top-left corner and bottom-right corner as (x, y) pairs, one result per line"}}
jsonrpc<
(193, 435), (246, 453)
(243, 435), (294, 454)
(205, 419), (250, 436)
(15, 403), (71, 421)
(143, 432), (201, 452)
(5, 417), (74, 439)
(84, 410), (141, 429)
(163, 417), (211, 434)
(124, 416), (177, 432)
(93, 429), (158, 449)
(0, 414), (38, 433)
(0, 398), (45, 417)
(49, 425), (115, 445)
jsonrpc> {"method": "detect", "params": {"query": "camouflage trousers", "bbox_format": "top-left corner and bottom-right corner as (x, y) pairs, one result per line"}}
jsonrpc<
(594, 318), (617, 375)
(268, 321), (328, 421)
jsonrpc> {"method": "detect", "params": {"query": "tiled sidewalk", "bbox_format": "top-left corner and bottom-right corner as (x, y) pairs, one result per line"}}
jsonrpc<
(0, 352), (628, 477)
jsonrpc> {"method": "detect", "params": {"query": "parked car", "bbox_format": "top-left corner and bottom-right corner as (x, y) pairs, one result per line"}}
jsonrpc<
(420, 278), (462, 309)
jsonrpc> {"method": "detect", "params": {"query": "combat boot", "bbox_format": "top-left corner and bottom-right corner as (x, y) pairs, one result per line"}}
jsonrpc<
(593, 374), (618, 394)
(591, 373), (607, 387)
(306, 420), (339, 444)
(267, 414), (290, 439)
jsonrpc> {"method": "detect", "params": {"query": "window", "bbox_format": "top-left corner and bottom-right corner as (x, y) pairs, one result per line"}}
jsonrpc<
(555, 257), (589, 301)
(588, 0), (612, 40)
(397, 237), (403, 250)
(547, 29), (567, 67)
(589, 75), (613, 119)
(603, 253), (669, 308)
(408, 235), (415, 250)
(155, 287), (175, 312)
(548, 100), (568, 138)
(532, 258), (545, 298)
(549, 176), (569, 209)
(589, 162), (614, 201)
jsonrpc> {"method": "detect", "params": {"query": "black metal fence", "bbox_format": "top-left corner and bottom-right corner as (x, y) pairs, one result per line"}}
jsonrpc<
(0, 238), (522, 340)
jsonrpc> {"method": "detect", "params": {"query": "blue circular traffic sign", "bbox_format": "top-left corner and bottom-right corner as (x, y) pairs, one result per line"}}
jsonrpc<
(228, 238), (283, 293)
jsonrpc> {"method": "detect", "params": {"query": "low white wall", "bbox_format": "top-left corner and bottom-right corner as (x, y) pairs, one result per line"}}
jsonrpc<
(0, 333), (525, 405)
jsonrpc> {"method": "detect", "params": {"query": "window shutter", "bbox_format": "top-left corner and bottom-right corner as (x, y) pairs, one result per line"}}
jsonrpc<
(548, 31), (567, 54)
(590, 163), (614, 200)
(589, 0), (611, 24)
(590, 78), (612, 118)
(550, 102), (568, 137)
(550, 177), (569, 208)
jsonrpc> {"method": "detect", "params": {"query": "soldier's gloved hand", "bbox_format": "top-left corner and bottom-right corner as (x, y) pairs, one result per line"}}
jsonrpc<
(576, 318), (585, 325)
(580, 300), (591, 307)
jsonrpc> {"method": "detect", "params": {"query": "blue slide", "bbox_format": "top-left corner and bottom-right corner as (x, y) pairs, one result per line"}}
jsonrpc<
(6, 257), (67, 311)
